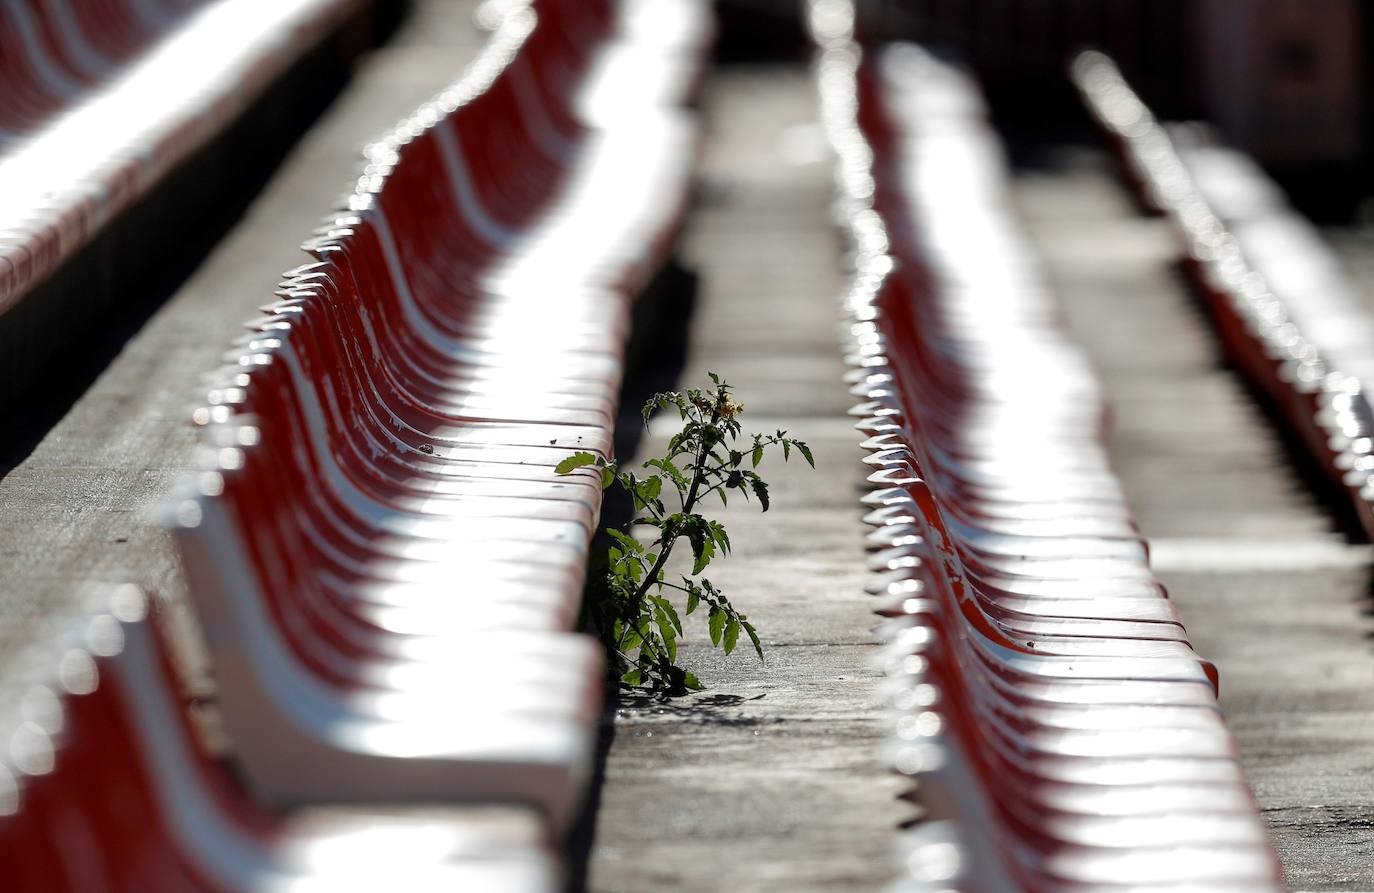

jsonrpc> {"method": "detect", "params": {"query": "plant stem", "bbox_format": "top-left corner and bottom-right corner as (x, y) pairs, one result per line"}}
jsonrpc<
(628, 401), (721, 608)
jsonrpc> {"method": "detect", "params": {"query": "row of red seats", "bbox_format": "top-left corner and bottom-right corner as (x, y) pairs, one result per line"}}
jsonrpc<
(813, 10), (1284, 890)
(0, 1), (712, 889)
(0, 0), (367, 317)
(1073, 50), (1374, 542)
(0, 0), (202, 137)
(0, 584), (562, 890)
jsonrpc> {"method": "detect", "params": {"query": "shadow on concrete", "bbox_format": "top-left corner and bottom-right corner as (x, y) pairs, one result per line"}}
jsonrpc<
(713, 0), (811, 63)
(609, 691), (774, 729)
(565, 257), (699, 893)
(566, 686), (620, 893)
(0, 7), (403, 480)
(983, 73), (1102, 174)
(567, 690), (769, 889)
(598, 259), (701, 544)
(618, 691), (767, 721)
(1165, 261), (1371, 545)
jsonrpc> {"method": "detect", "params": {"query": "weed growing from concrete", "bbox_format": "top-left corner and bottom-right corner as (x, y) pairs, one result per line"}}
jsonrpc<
(558, 373), (813, 695)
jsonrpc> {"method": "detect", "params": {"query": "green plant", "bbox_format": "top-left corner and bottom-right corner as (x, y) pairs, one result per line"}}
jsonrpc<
(557, 373), (814, 695)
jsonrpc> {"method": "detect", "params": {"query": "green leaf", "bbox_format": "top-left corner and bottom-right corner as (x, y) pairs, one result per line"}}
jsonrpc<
(796, 441), (815, 468)
(744, 621), (764, 661)
(751, 444), (763, 468)
(690, 529), (714, 575)
(709, 520), (731, 554)
(708, 606), (726, 647)
(685, 582), (700, 615)
(683, 671), (704, 691)
(749, 477), (770, 512)
(782, 440), (791, 461)
(708, 372), (721, 386)
(555, 452), (598, 475)
(723, 619), (740, 655)
(640, 475), (662, 502)
(652, 596), (683, 636)
(600, 466), (617, 490)
(646, 457), (689, 491)
(621, 668), (643, 686)
(606, 528), (643, 554)
(654, 605), (677, 662)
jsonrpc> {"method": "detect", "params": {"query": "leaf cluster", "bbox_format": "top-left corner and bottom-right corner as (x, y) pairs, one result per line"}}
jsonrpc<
(557, 373), (814, 695)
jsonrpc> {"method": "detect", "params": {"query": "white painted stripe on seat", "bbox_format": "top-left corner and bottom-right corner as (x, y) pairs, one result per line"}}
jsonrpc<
(43, 0), (117, 81)
(3, 0), (85, 99)
(508, 55), (575, 162)
(432, 120), (518, 249)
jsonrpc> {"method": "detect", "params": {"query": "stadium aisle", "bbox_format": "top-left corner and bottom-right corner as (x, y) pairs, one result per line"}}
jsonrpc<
(585, 65), (906, 892)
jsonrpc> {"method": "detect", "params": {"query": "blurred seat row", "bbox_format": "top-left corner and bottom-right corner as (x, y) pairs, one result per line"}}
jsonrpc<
(1073, 51), (1374, 543)
(0, 585), (565, 890)
(0, 0), (709, 888)
(0, 0), (368, 318)
(812, 7), (1283, 890)
(1, 0), (203, 135)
